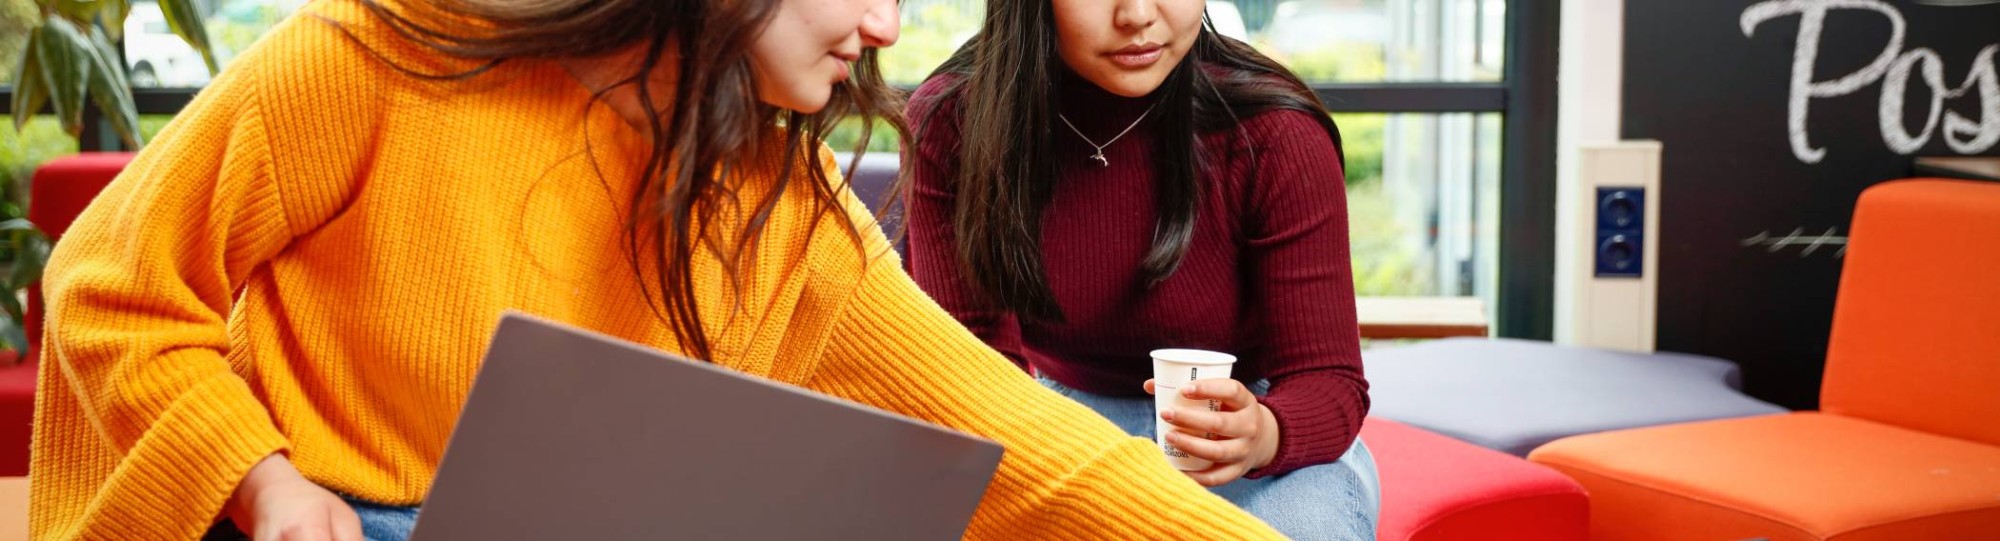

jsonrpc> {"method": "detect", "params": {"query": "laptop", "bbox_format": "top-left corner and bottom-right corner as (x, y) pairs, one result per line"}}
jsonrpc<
(409, 313), (1005, 540)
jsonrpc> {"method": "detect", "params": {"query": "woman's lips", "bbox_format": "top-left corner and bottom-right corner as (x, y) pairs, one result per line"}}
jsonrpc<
(1107, 45), (1164, 68)
(830, 53), (855, 82)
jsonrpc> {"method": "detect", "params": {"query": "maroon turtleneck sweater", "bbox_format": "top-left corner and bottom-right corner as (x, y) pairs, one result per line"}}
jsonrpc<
(902, 73), (1367, 477)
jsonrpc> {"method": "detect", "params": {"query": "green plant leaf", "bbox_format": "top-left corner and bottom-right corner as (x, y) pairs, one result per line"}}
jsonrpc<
(7, 236), (50, 294)
(158, 0), (217, 73)
(10, 37), (50, 132)
(0, 275), (25, 359)
(55, 0), (100, 22)
(84, 23), (131, 92)
(101, 0), (131, 42)
(0, 314), (25, 359)
(33, 17), (93, 137)
(0, 220), (50, 294)
(0, 280), (20, 321)
(85, 24), (141, 147)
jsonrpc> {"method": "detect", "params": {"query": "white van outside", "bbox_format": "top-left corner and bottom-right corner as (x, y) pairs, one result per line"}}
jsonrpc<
(123, 1), (215, 88)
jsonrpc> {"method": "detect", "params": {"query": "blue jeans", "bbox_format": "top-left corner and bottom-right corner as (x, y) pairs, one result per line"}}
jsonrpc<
(1042, 377), (1381, 541)
(204, 496), (420, 541)
(346, 499), (420, 541)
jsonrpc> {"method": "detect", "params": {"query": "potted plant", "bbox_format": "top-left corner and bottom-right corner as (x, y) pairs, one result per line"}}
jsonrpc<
(3, 0), (213, 361)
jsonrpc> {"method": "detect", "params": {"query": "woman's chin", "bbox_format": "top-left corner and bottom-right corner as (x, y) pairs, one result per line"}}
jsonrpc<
(760, 89), (833, 115)
(1084, 70), (1171, 98)
(792, 103), (829, 114)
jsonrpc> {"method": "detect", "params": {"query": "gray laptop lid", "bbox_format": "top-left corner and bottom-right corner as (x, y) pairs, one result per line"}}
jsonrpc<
(410, 313), (1005, 540)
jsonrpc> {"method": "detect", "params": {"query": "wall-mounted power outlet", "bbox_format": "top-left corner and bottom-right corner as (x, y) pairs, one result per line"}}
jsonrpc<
(1595, 187), (1645, 277)
(1558, 141), (1662, 352)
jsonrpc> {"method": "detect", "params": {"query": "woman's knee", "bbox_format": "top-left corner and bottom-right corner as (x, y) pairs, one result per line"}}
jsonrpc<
(1219, 449), (1381, 541)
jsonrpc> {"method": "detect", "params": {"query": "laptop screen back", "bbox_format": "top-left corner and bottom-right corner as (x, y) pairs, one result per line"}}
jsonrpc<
(411, 313), (1004, 540)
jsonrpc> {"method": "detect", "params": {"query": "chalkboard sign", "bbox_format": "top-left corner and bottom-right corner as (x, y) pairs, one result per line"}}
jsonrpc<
(1625, 0), (2000, 409)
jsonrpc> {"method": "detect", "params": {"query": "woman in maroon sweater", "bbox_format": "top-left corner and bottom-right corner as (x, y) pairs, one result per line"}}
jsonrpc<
(900, 0), (1378, 538)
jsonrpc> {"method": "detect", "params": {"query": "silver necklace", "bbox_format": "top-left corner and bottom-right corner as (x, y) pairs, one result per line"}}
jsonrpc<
(1057, 102), (1158, 167)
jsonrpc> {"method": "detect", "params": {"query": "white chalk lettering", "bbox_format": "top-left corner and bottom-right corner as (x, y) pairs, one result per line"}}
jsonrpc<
(1881, 47), (1948, 154)
(1943, 46), (2000, 153)
(1742, 0), (2000, 162)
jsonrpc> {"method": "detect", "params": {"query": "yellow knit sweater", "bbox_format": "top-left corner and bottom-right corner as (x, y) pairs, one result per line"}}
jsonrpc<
(26, 2), (1283, 540)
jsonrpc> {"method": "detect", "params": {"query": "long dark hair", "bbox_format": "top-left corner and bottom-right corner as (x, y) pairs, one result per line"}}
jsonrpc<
(341, 0), (904, 361)
(910, 2), (1341, 322)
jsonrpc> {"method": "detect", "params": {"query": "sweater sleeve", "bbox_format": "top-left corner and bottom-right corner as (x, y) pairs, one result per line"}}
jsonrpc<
(900, 78), (1032, 370)
(30, 64), (298, 539)
(1238, 111), (1371, 478)
(809, 258), (1283, 540)
(804, 153), (1282, 539)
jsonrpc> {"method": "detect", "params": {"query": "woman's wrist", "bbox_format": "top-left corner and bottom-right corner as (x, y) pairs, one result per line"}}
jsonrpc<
(1250, 403), (1282, 470)
(230, 453), (300, 517)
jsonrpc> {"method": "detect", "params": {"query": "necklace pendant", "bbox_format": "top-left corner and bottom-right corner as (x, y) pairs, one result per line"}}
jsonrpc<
(1090, 152), (1109, 167)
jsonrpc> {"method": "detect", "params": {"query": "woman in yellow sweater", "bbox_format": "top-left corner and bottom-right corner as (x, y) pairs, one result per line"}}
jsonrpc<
(27, 1), (1287, 540)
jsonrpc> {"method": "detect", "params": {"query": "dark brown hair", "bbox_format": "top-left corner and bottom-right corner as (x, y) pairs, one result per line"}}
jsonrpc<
(910, 2), (1341, 322)
(347, 0), (905, 360)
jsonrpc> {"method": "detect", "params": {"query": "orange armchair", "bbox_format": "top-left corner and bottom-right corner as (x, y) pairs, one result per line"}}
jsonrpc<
(1529, 179), (2000, 541)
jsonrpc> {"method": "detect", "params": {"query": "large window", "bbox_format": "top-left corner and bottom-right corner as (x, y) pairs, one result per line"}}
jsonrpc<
(2, 0), (304, 87)
(1, 0), (304, 187)
(877, 0), (1514, 302)
(884, 0), (1504, 84)
(122, 0), (303, 88)
(0, 0), (30, 85)
(3, 0), (1555, 336)
(2, 0), (52, 188)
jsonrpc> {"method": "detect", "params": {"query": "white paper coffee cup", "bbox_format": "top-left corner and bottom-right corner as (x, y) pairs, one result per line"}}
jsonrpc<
(1150, 348), (1237, 471)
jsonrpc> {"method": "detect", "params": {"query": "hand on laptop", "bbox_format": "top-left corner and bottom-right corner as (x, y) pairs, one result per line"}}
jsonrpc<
(227, 453), (363, 541)
(1145, 379), (1283, 487)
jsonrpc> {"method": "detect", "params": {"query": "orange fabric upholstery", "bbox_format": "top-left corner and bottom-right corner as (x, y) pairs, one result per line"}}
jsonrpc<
(1533, 413), (2000, 541)
(1529, 179), (2000, 540)
(1822, 179), (2000, 446)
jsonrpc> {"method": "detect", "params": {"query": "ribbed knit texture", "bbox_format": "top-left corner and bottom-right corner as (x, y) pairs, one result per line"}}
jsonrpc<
(905, 74), (1369, 477)
(27, 2), (1284, 539)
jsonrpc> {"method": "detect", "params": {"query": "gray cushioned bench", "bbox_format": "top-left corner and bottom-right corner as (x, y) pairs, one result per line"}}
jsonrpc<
(1364, 338), (1788, 456)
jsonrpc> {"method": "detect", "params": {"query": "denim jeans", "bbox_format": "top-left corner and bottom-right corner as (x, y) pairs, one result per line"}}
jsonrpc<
(1041, 377), (1382, 541)
(204, 495), (420, 541)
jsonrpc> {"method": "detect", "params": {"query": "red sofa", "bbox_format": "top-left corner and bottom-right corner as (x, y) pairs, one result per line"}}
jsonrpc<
(1363, 417), (1589, 541)
(0, 152), (133, 476)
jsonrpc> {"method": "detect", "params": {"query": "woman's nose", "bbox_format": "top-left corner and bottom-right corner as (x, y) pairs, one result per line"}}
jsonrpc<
(860, 0), (901, 48)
